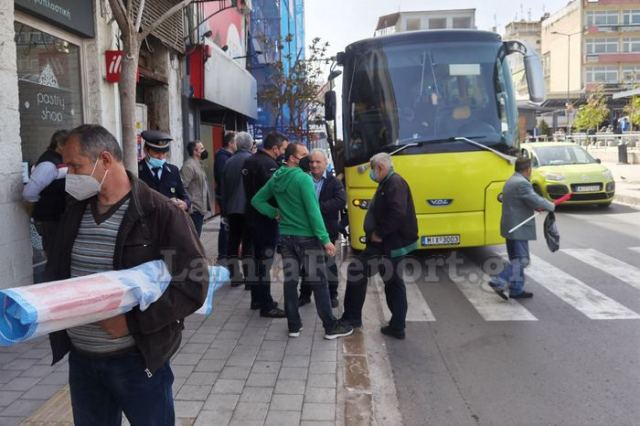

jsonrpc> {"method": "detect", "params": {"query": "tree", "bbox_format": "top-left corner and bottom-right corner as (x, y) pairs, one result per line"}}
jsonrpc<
(538, 119), (552, 138)
(258, 37), (331, 139)
(624, 94), (640, 130)
(108, 0), (193, 174)
(573, 87), (609, 132)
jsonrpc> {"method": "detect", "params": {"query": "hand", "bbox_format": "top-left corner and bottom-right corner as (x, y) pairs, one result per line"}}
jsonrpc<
(370, 232), (382, 243)
(171, 198), (188, 211)
(324, 242), (336, 257)
(98, 314), (129, 338)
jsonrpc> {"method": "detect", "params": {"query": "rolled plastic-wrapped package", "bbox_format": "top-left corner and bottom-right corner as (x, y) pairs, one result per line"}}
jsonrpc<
(0, 260), (171, 346)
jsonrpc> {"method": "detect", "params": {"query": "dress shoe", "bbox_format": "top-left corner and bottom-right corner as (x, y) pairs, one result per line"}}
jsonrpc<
(260, 307), (286, 318)
(380, 325), (405, 340)
(510, 291), (533, 299)
(489, 281), (509, 301)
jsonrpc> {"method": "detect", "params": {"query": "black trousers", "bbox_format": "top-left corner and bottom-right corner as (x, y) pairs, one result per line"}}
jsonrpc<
(300, 238), (338, 300)
(342, 244), (408, 331)
(246, 221), (277, 312)
(227, 213), (252, 285)
(34, 219), (59, 261)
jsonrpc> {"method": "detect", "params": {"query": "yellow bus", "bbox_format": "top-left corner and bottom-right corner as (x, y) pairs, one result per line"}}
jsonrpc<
(332, 30), (544, 250)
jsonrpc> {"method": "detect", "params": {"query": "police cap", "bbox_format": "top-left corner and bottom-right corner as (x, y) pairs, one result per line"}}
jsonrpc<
(142, 130), (173, 152)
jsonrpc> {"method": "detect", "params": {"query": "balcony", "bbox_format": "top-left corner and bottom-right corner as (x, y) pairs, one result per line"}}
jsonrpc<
(585, 52), (640, 64)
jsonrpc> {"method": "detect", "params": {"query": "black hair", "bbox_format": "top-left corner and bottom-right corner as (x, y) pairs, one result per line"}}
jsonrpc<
(263, 132), (288, 150)
(187, 141), (200, 157)
(48, 129), (70, 151)
(223, 131), (236, 147)
(515, 156), (532, 173)
(67, 124), (122, 161)
(284, 143), (303, 162)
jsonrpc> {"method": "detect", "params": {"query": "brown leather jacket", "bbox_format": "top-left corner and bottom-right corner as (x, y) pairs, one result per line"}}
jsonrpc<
(46, 173), (209, 374)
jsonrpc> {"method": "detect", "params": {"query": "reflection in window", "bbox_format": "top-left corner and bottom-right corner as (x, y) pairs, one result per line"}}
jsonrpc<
(14, 22), (83, 165)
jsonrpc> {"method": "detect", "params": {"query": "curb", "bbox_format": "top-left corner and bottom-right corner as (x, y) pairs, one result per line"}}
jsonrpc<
(614, 192), (640, 207)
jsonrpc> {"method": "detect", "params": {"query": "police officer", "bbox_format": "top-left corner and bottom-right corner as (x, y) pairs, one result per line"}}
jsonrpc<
(138, 130), (190, 211)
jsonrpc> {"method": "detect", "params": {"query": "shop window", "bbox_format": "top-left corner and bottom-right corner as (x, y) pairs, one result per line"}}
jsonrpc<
(15, 22), (83, 166)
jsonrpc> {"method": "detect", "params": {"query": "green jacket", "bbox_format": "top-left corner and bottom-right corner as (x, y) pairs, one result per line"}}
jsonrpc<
(251, 166), (330, 245)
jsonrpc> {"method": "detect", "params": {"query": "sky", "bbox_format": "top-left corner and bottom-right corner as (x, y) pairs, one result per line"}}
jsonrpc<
(305, 0), (571, 59)
(304, 0), (571, 136)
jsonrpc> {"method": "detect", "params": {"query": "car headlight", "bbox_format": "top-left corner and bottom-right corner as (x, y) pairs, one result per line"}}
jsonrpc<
(543, 172), (564, 181)
(602, 169), (613, 181)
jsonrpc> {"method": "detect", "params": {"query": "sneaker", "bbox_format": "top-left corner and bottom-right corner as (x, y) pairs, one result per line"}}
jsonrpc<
(288, 327), (303, 338)
(510, 291), (533, 299)
(298, 296), (311, 307)
(324, 322), (354, 340)
(331, 298), (339, 308)
(260, 307), (286, 318)
(380, 325), (405, 340)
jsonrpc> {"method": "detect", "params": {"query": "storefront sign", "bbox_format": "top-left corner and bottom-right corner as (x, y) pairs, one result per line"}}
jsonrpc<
(105, 50), (123, 83)
(15, 0), (95, 38)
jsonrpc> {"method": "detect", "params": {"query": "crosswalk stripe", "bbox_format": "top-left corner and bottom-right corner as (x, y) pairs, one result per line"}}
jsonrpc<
(563, 249), (640, 291)
(373, 277), (435, 322)
(455, 279), (538, 321)
(525, 255), (640, 320)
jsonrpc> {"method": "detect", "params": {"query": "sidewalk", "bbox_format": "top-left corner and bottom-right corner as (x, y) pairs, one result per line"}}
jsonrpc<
(601, 161), (640, 207)
(0, 218), (384, 425)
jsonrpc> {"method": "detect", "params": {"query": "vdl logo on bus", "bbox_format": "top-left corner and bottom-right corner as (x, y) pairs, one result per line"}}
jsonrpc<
(427, 199), (453, 206)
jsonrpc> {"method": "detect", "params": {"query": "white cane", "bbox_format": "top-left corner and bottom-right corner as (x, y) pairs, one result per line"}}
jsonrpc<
(508, 212), (539, 234)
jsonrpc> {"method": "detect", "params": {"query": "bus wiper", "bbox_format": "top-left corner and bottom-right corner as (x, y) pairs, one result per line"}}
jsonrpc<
(454, 136), (516, 165)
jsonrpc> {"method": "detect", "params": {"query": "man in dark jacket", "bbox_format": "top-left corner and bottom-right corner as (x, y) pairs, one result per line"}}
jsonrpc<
(23, 129), (69, 259)
(242, 132), (288, 317)
(138, 130), (191, 212)
(48, 124), (208, 425)
(221, 132), (253, 288)
(299, 149), (346, 308)
(341, 152), (418, 340)
(214, 132), (236, 262)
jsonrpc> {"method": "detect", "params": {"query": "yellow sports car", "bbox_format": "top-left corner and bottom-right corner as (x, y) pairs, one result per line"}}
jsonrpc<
(521, 142), (615, 207)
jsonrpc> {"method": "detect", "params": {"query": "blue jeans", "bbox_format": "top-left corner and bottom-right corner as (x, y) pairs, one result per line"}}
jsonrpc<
(69, 351), (174, 426)
(279, 236), (337, 332)
(494, 239), (530, 296)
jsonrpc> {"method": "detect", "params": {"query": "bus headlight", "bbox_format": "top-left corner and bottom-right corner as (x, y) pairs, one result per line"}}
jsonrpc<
(359, 236), (367, 244)
(353, 199), (370, 209)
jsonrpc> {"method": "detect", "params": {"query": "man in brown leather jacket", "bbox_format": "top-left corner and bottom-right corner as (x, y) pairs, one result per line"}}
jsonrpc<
(47, 124), (208, 426)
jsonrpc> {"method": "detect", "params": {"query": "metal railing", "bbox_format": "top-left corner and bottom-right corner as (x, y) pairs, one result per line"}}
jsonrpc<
(526, 132), (640, 149)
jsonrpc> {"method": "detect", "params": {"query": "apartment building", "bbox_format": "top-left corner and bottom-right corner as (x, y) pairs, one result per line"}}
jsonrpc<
(374, 9), (476, 36)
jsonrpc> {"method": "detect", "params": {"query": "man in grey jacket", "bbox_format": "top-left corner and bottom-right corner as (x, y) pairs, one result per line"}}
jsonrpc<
(490, 156), (555, 300)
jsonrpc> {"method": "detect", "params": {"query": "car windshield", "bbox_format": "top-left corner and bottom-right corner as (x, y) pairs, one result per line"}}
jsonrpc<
(343, 39), (518, 165)
(533, 145), (597, 166)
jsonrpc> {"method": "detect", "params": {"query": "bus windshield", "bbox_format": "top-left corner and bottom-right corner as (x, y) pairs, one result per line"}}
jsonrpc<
(343, 40), (518, 165)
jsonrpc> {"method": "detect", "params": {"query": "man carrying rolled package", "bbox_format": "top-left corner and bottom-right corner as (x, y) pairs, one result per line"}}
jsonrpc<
(46, 124), (208, 426)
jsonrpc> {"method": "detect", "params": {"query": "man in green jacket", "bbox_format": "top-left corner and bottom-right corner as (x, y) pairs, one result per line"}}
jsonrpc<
(251, 143), (353, 340)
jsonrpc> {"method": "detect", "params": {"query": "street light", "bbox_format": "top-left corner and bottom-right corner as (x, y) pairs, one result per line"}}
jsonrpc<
(551, 30), (582, 132)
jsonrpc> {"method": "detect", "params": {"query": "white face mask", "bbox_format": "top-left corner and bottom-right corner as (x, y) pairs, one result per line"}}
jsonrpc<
(65, 160), (108, 200)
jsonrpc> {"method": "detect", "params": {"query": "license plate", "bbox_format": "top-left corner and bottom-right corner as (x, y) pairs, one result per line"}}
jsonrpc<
(575, 185), (600, 192)
(421, 235), (460, 246)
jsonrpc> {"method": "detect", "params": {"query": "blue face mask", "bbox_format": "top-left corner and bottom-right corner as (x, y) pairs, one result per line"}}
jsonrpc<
(147, 157), (166, 169)
(369, 168), (378, 182)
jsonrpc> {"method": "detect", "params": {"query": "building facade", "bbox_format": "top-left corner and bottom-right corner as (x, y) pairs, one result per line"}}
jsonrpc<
(249, 0), (305, 140)
(541, 0), (640, 116)
(374, 9), (476, 36)
(3, 0), (188, 288)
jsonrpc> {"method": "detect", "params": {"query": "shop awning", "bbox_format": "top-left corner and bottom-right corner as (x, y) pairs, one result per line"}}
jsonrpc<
(203, 43), (257, 119)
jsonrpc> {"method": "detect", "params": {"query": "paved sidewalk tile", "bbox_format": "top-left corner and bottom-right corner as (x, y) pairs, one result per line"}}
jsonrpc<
(301, 402), (336, 421)
(270, 394), (303, 411)
(265, 410), (301, 425)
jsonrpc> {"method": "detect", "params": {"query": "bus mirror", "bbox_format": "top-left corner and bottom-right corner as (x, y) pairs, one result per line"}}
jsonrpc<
(336, 52), (345, 66)
(325, 91), (337, 121)
(504, 40), (545, 103)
